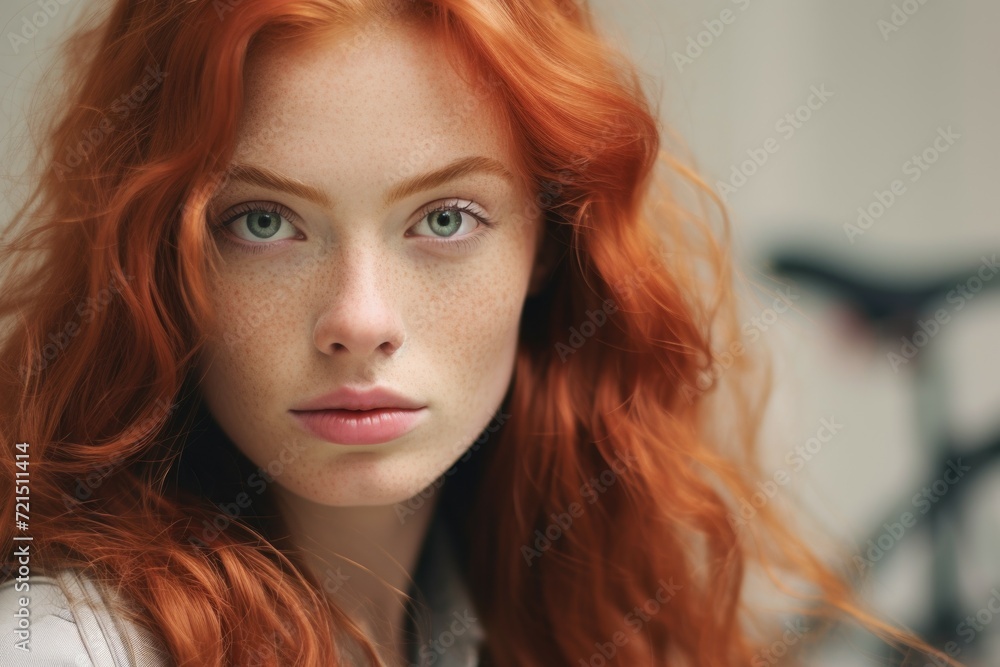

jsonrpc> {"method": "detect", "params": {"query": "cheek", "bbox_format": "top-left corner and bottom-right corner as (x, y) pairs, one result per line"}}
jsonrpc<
(417, 250), (530, 398)
(199, 267), (307, 419)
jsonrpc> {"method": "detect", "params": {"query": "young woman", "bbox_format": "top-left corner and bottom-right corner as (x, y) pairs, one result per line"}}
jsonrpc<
(0, 0), (965, 665)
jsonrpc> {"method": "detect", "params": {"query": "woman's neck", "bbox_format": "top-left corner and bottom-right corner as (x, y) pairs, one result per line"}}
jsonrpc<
(269, 484), (441, 666)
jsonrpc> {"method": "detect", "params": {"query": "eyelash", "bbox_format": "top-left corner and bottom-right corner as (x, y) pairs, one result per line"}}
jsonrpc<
(210, 200), (497, 256)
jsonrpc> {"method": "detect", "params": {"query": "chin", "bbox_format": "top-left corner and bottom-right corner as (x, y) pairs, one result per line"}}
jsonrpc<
(278, 449), (452, 509)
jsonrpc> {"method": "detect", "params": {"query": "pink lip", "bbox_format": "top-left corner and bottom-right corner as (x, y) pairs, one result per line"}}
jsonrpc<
(291, 385), (426, 411)
(290, 407), (427, 445)
(289, 385), (428, 445)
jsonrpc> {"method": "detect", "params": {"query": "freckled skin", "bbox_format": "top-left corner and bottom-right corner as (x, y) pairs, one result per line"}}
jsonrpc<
(196, 20), (545, 507)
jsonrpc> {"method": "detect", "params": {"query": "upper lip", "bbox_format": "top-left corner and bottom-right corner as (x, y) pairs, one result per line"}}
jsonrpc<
(290, 386), (426, 412)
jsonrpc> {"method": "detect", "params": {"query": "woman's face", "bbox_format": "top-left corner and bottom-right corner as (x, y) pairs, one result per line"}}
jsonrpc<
(196, 20), (545, 506)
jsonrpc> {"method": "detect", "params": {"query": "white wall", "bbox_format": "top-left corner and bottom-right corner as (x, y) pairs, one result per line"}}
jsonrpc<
(590, 0), (1000, 663)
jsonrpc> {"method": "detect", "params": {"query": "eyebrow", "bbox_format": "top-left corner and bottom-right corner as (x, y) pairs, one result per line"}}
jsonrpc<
(220, 155), (516, 210)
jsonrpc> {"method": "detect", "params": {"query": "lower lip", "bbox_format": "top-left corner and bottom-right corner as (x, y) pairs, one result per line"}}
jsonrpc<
(289, 407), (427, 445)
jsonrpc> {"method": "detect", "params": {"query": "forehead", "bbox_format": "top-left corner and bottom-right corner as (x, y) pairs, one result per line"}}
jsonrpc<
(230, 20), (515, 197)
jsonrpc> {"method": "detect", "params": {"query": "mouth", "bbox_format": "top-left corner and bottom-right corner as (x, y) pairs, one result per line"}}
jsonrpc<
(289, 407), (428, 446)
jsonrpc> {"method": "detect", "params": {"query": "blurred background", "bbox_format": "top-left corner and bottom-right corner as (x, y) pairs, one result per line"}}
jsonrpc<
(1, 0), (997, 664)
(584, 0), (1000, 664)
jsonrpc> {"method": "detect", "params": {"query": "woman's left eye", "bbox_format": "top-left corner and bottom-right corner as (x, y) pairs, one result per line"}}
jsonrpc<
(409, 200), (492, 240)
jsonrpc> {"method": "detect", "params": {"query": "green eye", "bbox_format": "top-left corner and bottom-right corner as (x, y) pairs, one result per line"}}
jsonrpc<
(220, 202), (301, 244)
(425, 209), (464, 237)
(411, 200), (491, 240)
(244, 211), (282, 238)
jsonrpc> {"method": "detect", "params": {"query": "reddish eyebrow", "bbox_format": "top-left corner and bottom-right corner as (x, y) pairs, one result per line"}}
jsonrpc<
(220, 155), (516, 210)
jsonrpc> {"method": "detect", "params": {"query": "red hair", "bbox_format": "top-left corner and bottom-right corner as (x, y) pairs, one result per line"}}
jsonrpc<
(0, 0), (964, 665)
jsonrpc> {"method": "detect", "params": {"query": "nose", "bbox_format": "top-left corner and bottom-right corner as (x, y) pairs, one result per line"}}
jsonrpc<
(312, 240), (405, 358)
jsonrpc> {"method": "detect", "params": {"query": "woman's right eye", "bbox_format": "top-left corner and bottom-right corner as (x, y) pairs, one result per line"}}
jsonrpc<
(217, 202), (302, 244)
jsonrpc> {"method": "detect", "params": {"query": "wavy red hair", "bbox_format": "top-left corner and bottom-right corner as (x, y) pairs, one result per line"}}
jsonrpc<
(0, 0), (965, 665)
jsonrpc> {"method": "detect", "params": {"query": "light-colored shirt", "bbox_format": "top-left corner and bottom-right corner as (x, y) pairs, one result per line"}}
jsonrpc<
(0, 510), (484, 666)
